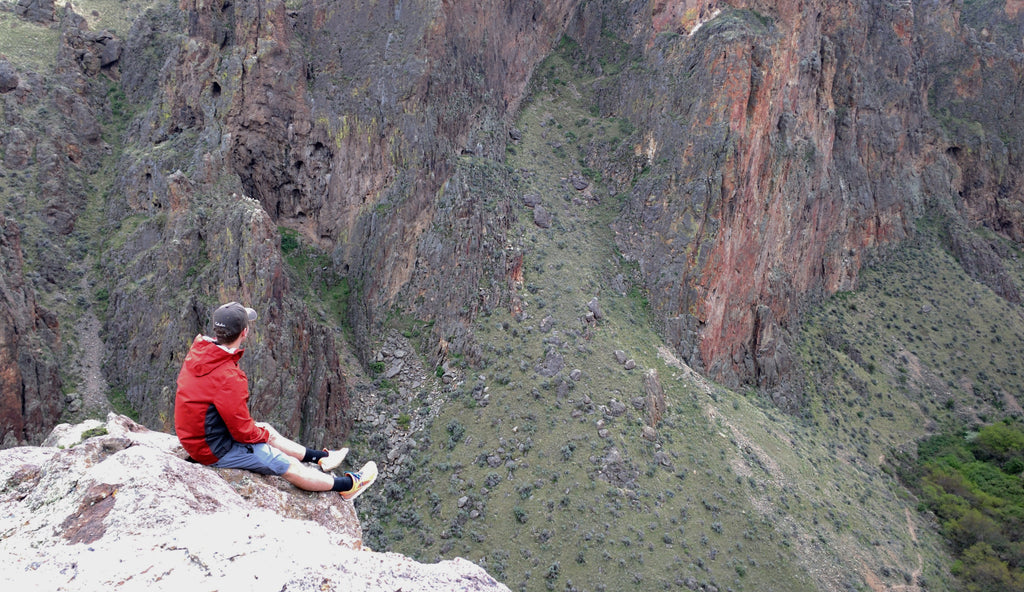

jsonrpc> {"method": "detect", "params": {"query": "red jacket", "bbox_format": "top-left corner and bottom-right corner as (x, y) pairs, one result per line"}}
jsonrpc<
(174, 335), (269, 464)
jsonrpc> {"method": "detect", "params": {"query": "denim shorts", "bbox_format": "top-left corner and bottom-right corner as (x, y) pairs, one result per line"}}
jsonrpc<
(211, 442), (293, 476)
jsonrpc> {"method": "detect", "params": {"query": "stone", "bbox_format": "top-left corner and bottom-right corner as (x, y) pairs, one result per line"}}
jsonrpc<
(533, 204), (552, 228)
(535, 348), (564, 377)
(610, 274), (627, 295)
(4, 128), (32, 169)
(99, 39), (122, 67)
(607, 399), (627, 417)
(15, 0), (55, 23)
(0, 60), (18, 93)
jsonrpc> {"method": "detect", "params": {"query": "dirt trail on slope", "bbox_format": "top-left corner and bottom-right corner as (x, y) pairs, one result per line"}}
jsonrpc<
(73, 276), (112, 417)
(862, 508), (924, 592)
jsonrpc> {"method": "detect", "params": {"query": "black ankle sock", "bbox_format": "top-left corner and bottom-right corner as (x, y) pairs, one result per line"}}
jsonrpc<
(302, 448), (327, 463)
(331, 474), (354, 492)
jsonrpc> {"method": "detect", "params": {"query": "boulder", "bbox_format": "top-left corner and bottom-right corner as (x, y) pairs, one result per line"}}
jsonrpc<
(533, 204), (552, 228)
(0, 60), (18, 93)
(0, 414), (510, 592)
(15, 0), (55, 23)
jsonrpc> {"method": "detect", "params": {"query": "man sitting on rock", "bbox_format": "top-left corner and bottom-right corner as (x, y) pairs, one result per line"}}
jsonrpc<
(174, 301), (376, 500)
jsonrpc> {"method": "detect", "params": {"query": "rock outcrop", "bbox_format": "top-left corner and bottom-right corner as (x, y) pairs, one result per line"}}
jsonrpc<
(597, 1), (926, 398)
(0, 218), (62, 447)
(0, 414), (509, 592)
(567, 0), (1024, 407)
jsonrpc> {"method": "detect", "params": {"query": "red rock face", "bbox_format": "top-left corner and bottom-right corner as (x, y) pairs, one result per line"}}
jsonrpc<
(0, 219), (62, 446)
(607, 1), (944, 396)
(596, 0), (1024, 399)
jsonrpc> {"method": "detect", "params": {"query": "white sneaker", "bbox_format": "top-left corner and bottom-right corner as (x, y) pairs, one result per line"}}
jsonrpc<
(317, 447), (349, 472)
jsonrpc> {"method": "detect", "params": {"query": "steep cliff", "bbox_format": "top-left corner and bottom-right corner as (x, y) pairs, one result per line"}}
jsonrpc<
(93, 0), (584, 440)
(0, 413), (509, 591)
(917, 1), (1024, 300)
(0, 0), (1022, 489)
(0, 217), (61, 447)
(0, 3), (114, 444)
(576, 1), (937, 405)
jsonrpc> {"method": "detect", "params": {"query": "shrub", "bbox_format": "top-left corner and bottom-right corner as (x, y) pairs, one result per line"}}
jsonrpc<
(898, 421), (1024, 589)
(446, 420), (465, 449)
(280, 228), (299, 254)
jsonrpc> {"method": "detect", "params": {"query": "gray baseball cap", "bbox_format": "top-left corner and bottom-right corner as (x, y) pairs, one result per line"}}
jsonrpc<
(212, 301), (257, 340)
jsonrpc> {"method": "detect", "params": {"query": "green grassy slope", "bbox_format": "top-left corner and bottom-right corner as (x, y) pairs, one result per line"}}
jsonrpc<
(798, 225), (1024, 456)
(359, 40), (995, 592)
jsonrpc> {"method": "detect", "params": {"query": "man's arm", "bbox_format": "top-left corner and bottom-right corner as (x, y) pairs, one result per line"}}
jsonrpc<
(215, 370), (270, 444)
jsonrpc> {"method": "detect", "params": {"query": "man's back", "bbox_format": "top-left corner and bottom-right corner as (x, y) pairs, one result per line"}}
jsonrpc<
(174, 335), (267, 464)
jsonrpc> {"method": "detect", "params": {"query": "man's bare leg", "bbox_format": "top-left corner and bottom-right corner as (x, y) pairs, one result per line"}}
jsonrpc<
(257, 422), (306, 460)
(281, 458), (336, 491)
(256, 422), (349, 489)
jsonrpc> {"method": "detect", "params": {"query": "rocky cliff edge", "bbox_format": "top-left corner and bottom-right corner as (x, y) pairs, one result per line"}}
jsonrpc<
(0, 413), (508, 592)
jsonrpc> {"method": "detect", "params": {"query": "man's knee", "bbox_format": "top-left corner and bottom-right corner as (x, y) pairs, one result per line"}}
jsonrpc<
(282, 455), (301, 473)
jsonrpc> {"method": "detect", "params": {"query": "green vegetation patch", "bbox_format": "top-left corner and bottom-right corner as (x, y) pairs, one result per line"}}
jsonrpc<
(797, 228), (1024, 458)
(108, 388), (139, 421)
(895, 420), (1024, 591)
(71, 0), (163, 36)
(278, 226), (355, 334)
(0, 0), (165, 73)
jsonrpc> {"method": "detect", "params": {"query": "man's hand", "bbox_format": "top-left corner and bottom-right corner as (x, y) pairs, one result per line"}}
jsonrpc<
(255, 421), (282, 445)
(254, 421), (305, 459)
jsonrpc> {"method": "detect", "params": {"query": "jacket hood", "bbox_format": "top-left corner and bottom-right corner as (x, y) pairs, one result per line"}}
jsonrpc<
(182, 335), (244, 377)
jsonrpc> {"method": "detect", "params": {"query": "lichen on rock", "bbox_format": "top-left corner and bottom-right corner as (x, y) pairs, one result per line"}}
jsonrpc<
(0, 413), (509, 592)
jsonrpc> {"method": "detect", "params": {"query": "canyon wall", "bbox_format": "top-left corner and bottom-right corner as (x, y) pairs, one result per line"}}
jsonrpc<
(3, 0), (1024, 442)
(95, 0), (580, 438)
(578, 0), (1024, 407)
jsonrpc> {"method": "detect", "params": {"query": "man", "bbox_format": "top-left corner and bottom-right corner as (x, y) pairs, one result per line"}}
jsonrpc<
(175, 301), (376, 500)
